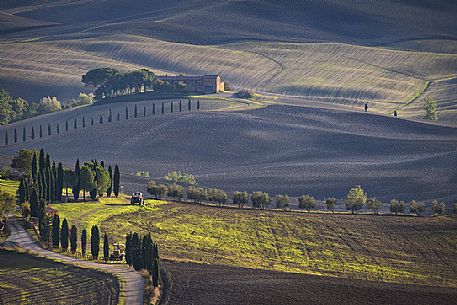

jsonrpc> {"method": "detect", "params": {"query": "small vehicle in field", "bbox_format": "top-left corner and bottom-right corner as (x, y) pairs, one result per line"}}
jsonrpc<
(109, 243), (125, 261)
(130, 192), (144, 205)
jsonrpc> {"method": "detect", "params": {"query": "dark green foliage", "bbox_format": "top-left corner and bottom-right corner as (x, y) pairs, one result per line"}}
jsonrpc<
(161, 102), (164, 114)
(113, 165), (120, 197)
(131, 232), (142, 270)
(179, 100), (182, 112)
(197, 100), (200, 110)
(152, 258), (160, 287)
(99, 115), (103, 124)
(47, 124), (51, 136)
(107, 165), (113, 197)
(80, 165), (95, 201)
(143, 106), (146, 117)
(125, 106), (129, 120)
(74, 118), (77, 129)
(52, 214), (60, 248)
(22, 126), (26, 142)
(65, 120), (68, 131)
(188, 99), (191, 111)
(70, 225), (77, 253)
(117, 112), (120, 121)
(153, 103), (155, 115)
(91, 225), (100, 259)
(56, 123), (60, 134)
(167, 184), (184, 201)
(37, 199), (45, 223)
(251, 191), (271, 208)
(233, 191), (249, 208)
(60, 219), (69, 250)
(108, 108), (112, 122)
(103, 232), (109, 261)
(125, 232), (133, 266)
(4, 130), (8, 146)
(170, 102), (173, 113)
(147, 181), (168, 199)
(81, 229), (87, 257)
(82, 116), (86, 127)
(187, 186), (207, 203)
(91, 117), (94, 126)
(56, 163), (64, 202)
(31, 126), (35, 140)
(299, 195), (315, 212)
(18, 178), (27, 204)
(73, 159), (80, 201)
(325, 198), (337, 213)
(134, 104), (138, 118)
(39, 125), (43, 138)
(38, 215), (50, 243)
(31, 152), (38, 183)
(29, 187), (39, 217)
(14, 129), (17, 143)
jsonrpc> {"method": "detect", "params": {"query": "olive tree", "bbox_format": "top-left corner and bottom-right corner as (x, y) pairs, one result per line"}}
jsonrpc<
(275, 194), (289, 210)
(298, 195), (315, 212)
(409, 200), (424, 216)
(345, 186), (367, 214)
(431, 200), (446, 215)
(390, 199), (405, 215)
(233, 191), (249, 208)
(325, 198), (337, 213)
(251, 192), (270, 209)
(366, 197), (382, 215)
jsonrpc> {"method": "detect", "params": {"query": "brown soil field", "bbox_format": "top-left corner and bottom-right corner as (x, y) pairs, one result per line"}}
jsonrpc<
(162, 261), (457, 305)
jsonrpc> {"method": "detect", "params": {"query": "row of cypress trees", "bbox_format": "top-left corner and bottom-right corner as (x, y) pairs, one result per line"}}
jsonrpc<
(125, 232), (161, 287)
(3, 99), (201, 146)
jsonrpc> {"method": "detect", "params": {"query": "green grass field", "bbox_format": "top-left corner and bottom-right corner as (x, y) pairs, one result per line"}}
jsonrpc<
(0, 248), (119, 305)
(52, 199), (457, 288)
(0, 179), (19, 197)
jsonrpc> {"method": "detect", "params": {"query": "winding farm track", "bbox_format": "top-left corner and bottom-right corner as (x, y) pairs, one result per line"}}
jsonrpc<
(5, 220), (144, 305)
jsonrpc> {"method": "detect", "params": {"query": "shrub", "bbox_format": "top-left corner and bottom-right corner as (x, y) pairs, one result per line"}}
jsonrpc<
(298, 195), (315, 212)
(424, 97), (437, 121)
(234, 90), (258, 99)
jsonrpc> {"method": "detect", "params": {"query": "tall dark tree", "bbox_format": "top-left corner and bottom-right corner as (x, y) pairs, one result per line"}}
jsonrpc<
(31, 152), (38, 183)
(31, 126), (35, 140)
(50, 161), (56, 202)
(91, 117), (94, 126)
(22, 126), (26, 142)
(134, 104), (138, 118)
(30, 187), (39, 218)
(161, 102), (164, 114)
(47, 124), (51, 136)
(70, 225), (77, 253)
(152, 258), (161, 287)
(39, 215), (50, 244)
(99, 114), (103, 124)
(81, 229), (87, 257)
(56, 162), (64, 201)
(91, 225), (100, 259)
(52, 214), (60, 248)
(60, 218), (69, 251)
(131, 232), (142, 270)
(125, 106), (129, 119)
(14, 129), (17, 143)
(82, 116), (86, 127)
(113, 165), (120, 197)
(108, 108), (112, 122)
(103, 232), (109, 261)
(153, 103), (156, 115)
(179, 100), (182, 112)
(65, 120), (69, 131)
(39, 125), (43, 138)
(125, 232), (133, 266)
(74, 118), (77, 129)
(197, 100), (200, 110)
(188, 99), (191, 111)
(56, 123), (60, 134)
(143, 106), (146, 117)
(4, 130), (8, 146)
(107, 165), (113, 197)
(170, 102), (173, 113)
(18, 178), (27, 204)
(73, 159), (81, 201)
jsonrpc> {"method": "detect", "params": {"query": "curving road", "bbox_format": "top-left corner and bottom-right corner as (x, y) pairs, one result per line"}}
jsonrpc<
(5, 220), (143, 305)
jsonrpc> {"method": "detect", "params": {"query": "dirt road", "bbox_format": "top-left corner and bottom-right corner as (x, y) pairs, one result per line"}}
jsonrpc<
(5, 220), (143, 305)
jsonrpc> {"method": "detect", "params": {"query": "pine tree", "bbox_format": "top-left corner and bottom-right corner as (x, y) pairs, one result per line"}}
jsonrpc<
(65, 120), (69, 131)
(70, 225), (77, 253)
(99, 115), (103, 124)
(197, 100), (200, 110)
(14, 129), (17, 143)
(56, 162), (64, 201)
(188, 99), (191, 111)
(117, 112), (120, 121)
(74, 118), (77, 129)
(161, 102), (164, 114)
(153, 103), (156, 115)
(61, 219), (69, 251)
(171, 102), (173, 113)
(4, 130), (8, 146)
(179, 100), (182, 112)
(48, 124), (51, 136)
(108, 108), (112, 122)
(31, 126), (35, 140)
(103, 232), (109, 261)
(52, 214), (60, 248)
(39, 125), (43, 138)
(30, 187), (39, 217)
(82, 116), (86, 127)
(91, 117), (94, 126)
(125, 232), (133, 266)
(31, 152), (38, 184)
(126, 106), (129, 120)
(73, 159), (80, 201)
(91, 225), (100, 259)
(56, 123), (60, 134)
(113, 165), (120, 197)
(22, 126), (26, 142)
(134, 104), (138, 118)
(107, 165), (113, 197)
(143, 106), (146, 117)
(81, 229), (87, 257)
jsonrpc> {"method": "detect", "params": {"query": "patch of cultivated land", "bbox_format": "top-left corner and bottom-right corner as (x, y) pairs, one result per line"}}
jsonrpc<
(52, 200), (457, 289)
(1, 104), (456, 201)
(0, 248), (119, 305)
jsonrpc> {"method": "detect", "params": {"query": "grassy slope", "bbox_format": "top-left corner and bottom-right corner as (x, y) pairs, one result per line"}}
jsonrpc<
(0, 248), (119, 305)
(52, 200), (457, 288)
(0, 179), (19, 197)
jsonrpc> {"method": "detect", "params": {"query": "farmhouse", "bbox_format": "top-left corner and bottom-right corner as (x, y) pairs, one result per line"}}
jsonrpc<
(158, 75), (224, 94)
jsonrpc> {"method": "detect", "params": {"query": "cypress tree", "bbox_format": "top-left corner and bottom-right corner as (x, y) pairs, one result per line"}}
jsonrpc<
(108, 108), (112, 122)
(52, 214), (60, 248)
(81, 229), (87, 257)
(74, 118), (77, 129)
(70, 225), (77, 253)
(82, 116), (86, 127)
(38, 149), (45, 178)
(103, 232), (109, 261)
(65, 120), (69, 131)
(99, 115), (103, 124)
(197, 100), (200, 110)
(39, 125), (43, 138)
(117, 112), (120, 121)
(153, 103), (156, 115)
(73, 159), (80, 201)
(22, 126), (26, 142)
(179, 100), (182, 112)
(100, 160), (105, 168)
(56, 162), (64, 201)
(39, 215), (49, 244)
(126, 106), (129, 120)
(61, 218), (69, 251)
(152, 258), (161, 287)
(32, 152), (38, 184)
(37, 199), (45, 223)
(113, 165), (120, 197)
(134, 104), (138, 118)
(125, 232), (133, 266)
(30, 187), (39, 217)
(131, 232), (142, 270)
(91, 225), (100, 259)
(143, 106), (146, 117)
(188, 99), (191, 111)
(91, 117), (94, 126)
(37, 171), (43, 199)
(31, 126), (35, 140)
(50, 161), (56, 202)
(48, 124), (51, 136)
(171, 102), (173, 113)
(14, 129), (17, 143)
(18, 178), (26, 204)
(45, 154), (51, 202)
(56, 123), (60, 134)
(161, 102), (164, 114)
(107, 165), (113, 197)
(4, 130), (8, 146)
